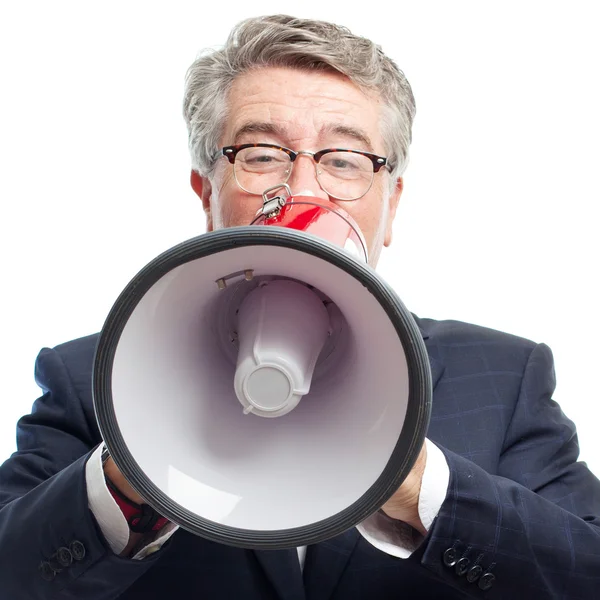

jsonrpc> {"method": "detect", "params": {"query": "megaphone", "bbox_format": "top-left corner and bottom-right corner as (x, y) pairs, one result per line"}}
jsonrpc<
(93, 184), (432, 550)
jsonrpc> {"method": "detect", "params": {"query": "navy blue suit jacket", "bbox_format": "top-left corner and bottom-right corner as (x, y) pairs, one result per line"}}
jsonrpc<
(1, 316), (599, 599)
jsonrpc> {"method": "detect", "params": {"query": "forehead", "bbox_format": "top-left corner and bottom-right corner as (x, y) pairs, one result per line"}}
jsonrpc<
(222, 66), (384, 152)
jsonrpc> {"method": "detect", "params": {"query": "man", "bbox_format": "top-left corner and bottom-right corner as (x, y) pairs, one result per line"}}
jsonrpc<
(0, 14), (598, 600)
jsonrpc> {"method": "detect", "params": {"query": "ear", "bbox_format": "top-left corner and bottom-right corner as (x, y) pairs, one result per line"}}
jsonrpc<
(384, 177), (403, 247)
(190, 170), (214, 232)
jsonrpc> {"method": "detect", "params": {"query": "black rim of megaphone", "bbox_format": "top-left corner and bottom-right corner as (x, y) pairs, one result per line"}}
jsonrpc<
(93, 226), (432, 550)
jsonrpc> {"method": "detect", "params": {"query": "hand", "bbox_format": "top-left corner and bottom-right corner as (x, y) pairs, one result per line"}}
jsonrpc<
(380, 441), (428, 536)
(103, 457), (148, 556)
(103, 456), (146, 505)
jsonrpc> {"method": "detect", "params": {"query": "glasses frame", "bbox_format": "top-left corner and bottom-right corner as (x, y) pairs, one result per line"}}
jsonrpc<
(219, 143), (390, 201)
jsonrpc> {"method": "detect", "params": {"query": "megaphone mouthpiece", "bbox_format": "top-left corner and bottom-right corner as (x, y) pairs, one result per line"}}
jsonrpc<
(255, 193), (369, 264)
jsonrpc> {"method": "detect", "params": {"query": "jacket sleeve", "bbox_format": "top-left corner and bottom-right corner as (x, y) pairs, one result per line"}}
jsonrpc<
(0, 346), (171, 600)
(416, 343), (600, 599)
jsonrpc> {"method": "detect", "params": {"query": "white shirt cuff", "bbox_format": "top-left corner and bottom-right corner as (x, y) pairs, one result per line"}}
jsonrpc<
(85, 443), (178, 558)
(356, 438), (449, 559)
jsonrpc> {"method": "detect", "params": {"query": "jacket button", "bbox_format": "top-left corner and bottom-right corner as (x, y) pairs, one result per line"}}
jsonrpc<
(466, 565), (483, 583)
(455, 557), (470, 576)
(47, 554), (63, 573)
(70, 540), (86, 561)
(443, 548), (458, 567)
(39, 561), (56, 581)
(57, 547), (73, 568)
(478, 572), (496, 590)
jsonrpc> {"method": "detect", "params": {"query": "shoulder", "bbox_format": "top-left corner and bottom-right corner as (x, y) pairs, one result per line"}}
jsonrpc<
(413, 314), (537, 351)
(35, 333), (100, 393)
(53, 333), (100, 363)
(411, 315), (545, 375)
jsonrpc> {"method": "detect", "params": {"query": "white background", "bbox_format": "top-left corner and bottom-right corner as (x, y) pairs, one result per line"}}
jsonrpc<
(0, 1), (598, 476)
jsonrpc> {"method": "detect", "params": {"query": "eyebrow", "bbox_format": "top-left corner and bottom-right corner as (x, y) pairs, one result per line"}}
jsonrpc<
(232, 121), (375, 152)
(233, 122), (285, 144)
(320, 124), (374, 152)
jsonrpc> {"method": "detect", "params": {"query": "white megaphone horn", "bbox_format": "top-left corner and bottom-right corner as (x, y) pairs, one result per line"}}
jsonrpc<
(93, 183), (432, 550)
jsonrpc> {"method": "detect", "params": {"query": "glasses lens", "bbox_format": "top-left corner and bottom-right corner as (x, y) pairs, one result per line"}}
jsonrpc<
(317, 151), (375, 201)
(234, 147), (292, 195)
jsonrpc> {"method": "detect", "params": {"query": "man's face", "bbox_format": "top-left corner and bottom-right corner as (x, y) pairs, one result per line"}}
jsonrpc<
(190, 67), (403, 266)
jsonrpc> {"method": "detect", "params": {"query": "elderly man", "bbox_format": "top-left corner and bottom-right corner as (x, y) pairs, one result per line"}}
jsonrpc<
(0, 14), (598, 600)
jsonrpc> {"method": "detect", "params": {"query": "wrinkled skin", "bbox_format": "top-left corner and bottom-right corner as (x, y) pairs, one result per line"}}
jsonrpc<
(190, 67), (402, 267)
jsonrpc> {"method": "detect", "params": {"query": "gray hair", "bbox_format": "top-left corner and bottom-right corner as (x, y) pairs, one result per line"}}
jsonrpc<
(183, 15), (416, 182)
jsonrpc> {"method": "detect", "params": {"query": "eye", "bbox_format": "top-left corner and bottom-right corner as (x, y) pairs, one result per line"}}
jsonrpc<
(239, 148), (289, 170)
(319, 152), (371, 177)
(248, 154), (273, 164)
(321, 156), (359, 170)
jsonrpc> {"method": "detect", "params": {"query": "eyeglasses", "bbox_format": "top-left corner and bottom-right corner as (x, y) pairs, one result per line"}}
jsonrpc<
(220, 143), (390, 201)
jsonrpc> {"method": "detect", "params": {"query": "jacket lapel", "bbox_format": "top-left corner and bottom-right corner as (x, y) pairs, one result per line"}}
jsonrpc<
(426, 350), (445, 392)
(413, 314), (445, 391)
(302, 528), (360, 600)
(253, 548), (306, 600)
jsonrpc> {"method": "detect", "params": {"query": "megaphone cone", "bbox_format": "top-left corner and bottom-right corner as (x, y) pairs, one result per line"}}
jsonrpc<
(93, 189), (432, 550)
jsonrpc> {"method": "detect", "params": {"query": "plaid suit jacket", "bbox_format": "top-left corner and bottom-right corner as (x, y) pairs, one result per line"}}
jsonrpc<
(1, 316), (599, 599)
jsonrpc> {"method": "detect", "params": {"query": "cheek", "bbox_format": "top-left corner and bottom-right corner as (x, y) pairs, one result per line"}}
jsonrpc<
(211, 168), (262, 229)
(338, 181), (388, 255)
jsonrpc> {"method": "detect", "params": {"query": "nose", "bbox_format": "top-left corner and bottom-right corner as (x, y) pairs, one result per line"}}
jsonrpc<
(287, 153), (330, 200)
